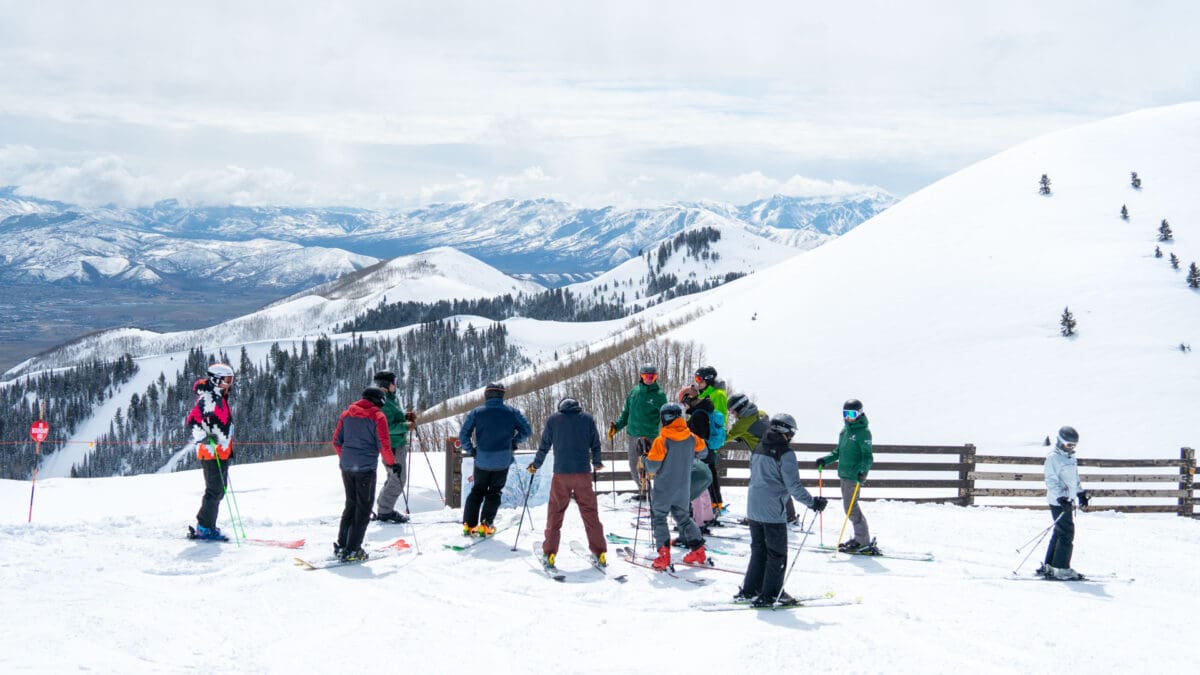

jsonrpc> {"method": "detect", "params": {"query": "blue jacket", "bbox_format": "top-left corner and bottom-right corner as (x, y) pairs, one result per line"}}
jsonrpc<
(459, 398), (532, 470)
(533, 400), (602, 474)
(746, 430), (815, 523)
(333, 399), (395, 472)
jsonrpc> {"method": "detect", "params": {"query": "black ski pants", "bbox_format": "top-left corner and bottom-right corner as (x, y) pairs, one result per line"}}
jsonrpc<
(703, 449), (723, 506)
(338, 469), (377, 552)
(1044, 504), (1075, 568)
(740, 519), (789, 601)
(196, 457), (231, 529)
(464, 466), (509, 527)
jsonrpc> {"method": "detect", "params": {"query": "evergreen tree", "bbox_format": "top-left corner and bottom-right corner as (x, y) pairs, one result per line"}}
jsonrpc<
(1060, 306), (1076, 337)
(1158, 219), (1173, 242)
(1155, 245), (1163, 258)
(1039, 174), (1052, 195)
(1130, 171), (1142, 189)
(1170, 252), (1180, 269)
(1120, 204), (1128, 220)
(1188, 262), (1200, 289)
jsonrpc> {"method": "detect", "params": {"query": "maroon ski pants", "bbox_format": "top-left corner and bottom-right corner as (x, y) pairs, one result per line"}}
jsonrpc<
(542, 472), (607, 557)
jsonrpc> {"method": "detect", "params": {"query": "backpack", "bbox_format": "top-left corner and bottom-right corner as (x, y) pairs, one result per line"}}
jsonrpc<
(708, 410), (727, 451)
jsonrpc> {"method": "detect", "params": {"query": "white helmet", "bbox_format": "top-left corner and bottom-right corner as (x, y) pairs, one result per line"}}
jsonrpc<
(207, 363), (234, 384)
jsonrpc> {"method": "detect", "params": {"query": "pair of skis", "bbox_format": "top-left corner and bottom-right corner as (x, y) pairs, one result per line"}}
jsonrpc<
(533, 540), (628, 583)
(292, 538), (412, 570)
(186, 526), (306, 549)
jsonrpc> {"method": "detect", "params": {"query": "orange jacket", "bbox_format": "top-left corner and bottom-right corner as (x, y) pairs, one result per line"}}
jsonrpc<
(646, 418), (706, 473)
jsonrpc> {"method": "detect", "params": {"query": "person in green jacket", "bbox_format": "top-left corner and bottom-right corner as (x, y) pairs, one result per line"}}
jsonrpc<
(371, 370), (415, 524)
(609, 364), (667, 484)
(817, 399), (876, 553)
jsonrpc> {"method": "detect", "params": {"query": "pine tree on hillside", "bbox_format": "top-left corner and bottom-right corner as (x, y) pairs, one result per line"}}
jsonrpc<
(1131, 171), (1142, 189)
(1158, 219), (1173, 242)
(1188, 262), (1200, 289)
(1039, 174), (1052, 195)
(1155, 245), (1163, 258)
(1060, 306), (1076, 337)
(1120, 204), (1129, 220)
(1170, 252), (1180, 269)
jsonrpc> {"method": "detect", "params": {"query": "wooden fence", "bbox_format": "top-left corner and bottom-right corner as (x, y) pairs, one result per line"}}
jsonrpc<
(442, 439), (1196, 516)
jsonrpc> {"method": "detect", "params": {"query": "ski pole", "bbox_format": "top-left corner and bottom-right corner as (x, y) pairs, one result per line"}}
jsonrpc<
(835, 481), (862, 550)
(399, 444), (412, 516)
(777, 510), (817, 603)
(632, 460), (648, 562)
(818, 468), (824, 547)
(610, 437), (616, 509)
(213, 450), (244, 546)
(510, 470), (535, 551)
(1013, 511), (1065, 575)
(1016, 510), (1065, 553)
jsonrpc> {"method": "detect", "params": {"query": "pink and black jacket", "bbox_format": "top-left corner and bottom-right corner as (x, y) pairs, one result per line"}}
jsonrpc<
(186, 378), (233, 460)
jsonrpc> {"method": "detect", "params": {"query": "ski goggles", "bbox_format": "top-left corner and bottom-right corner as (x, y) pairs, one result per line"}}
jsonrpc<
(1060, 441), (1076, 450)
(842, 409), (862, 420)
(640, 373), (658, 382)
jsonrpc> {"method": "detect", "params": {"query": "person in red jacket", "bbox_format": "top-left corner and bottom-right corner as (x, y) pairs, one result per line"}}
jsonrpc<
(332, 387), (396, 562)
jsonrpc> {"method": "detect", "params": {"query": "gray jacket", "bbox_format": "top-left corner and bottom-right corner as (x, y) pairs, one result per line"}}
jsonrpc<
(746, 430), (816, 523)
(1044, 446), (1082, 505)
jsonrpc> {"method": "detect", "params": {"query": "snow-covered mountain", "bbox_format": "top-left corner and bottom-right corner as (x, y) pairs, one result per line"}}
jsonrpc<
(654, 102), (1200, 455)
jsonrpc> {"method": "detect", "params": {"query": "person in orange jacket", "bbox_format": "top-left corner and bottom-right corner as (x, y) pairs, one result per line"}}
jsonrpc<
(644, 402), (708, 570)
(332, 387), (396, 562)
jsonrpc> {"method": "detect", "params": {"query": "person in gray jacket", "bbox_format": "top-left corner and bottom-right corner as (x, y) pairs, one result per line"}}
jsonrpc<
(644, 403), (709, 570)
(1040, 426), (1090, 580)
(737, 413), (827, 607)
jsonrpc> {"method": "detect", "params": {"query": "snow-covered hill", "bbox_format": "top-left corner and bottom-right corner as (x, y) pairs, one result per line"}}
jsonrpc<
(658, 103), (1200, 456)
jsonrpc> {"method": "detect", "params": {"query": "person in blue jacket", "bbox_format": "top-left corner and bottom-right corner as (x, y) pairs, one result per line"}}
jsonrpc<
(458, 382), (532, 535)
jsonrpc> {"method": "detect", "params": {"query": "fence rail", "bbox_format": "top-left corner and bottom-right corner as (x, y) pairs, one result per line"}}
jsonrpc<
(442, 437), (1195, 516)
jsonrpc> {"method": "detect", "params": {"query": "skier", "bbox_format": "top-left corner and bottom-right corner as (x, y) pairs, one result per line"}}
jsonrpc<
(529, 397), (607, 567)
(727, 393), (798, 524)
(370, 370), (415, 524)
(332, 387), (397, 562)
(458, 382), (532, 536)
(817, 399), (877, 554)
(1039, 426), (1090, 580)
(678, 385), (718, 526)
(609, 364), (667, 487)
(187, 363), (236, 541)
(693, 366), (728, 514)
(737, 413), (828, 607)
(644, 402), (707, 570)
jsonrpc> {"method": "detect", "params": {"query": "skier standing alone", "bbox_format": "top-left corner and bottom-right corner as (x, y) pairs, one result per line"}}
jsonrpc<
(187, 363), (236, 541)
(370, 370), (415, 524)
(644, 402), (708, 570)
(458, 382), (532, 536)
(1040, 426), (1089, 580)
(609, 365), (666, 485)
(529, 397), (607, 567)
(332, 387), (396, 562)
(817, 399), (877, 554)
(738, 413), (827, 607)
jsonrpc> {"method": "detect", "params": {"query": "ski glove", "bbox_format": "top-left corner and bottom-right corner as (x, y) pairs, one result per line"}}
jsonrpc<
(810, 496), (828, 513)
(527, 464), (538, 475)
(387, 463), (402, 476)
(646, 472), (656, 481)
(1077, 491), (1090, 508)
(1057, 496), (1071, 508)
(857, 472), (868, 486)
(815, 458), (826, 470)
(607, 423), (617, 441)
(405, 411), (417, 424)
(593, 463), (604, 471)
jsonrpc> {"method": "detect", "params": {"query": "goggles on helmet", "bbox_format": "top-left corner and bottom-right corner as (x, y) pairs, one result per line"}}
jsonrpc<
(842, 409), (861, 420)
(640, 372), (658, 382)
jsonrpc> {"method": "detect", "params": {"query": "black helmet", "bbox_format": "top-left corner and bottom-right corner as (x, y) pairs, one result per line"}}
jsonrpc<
(769, 413), (797, 436)
(639, 364), (658, 376)
(659, 402), (684, 426)
(374, 370), (397, 387)
(843, 399), (863, 412)
(694, 366), (718, 385)
(558, 397), (581, 413)
(728, 393), (751, 416)
(362, 387), (386, 408)
(484, 382), (506, 399)
(1056, 426), (1079, 452)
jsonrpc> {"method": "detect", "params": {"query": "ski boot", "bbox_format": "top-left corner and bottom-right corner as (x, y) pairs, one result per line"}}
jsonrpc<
(682, 544), (707, 565)
(1049, 566), (1082, 581)
(855, 539), (882, 556)
(374, 511), (410, 524)
(651, 546), (672, 571)
(837, 539), (863, 553)
(189, 525), (228, 542)
(1035, 563), (1053, 578)
(596, 552), (607, 567)
(463, 523), (474, 536)
(476, 523), (497, 537)
(733, 588), (756, 603)
(339, 547), (369, 563)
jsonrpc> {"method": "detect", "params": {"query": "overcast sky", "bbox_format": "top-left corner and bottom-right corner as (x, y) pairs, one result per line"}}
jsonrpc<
(0, 1), (1196, 209)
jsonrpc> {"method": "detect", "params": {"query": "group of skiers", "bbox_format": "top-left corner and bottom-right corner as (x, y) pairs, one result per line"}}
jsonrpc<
(184, 361), (1091, 591)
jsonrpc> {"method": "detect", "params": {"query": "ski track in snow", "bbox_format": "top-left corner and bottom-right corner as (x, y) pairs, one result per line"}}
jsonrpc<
(2, 453), (1196, 673)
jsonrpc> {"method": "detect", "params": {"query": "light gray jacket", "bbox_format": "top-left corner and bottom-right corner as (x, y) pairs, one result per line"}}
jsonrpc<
(746, 431), (816, 523)
(1044, 446), (1082, 505)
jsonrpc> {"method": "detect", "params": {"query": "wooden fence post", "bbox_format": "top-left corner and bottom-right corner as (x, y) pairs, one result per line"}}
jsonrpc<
(445, 437), (462, 509)
(960, 444), (976, 506)
(1180, 447), (1195, 517)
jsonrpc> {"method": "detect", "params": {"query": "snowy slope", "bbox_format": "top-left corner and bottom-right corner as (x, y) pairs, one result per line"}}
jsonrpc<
(659, 103), (1200, 456)
(0, 452), (1194, 673)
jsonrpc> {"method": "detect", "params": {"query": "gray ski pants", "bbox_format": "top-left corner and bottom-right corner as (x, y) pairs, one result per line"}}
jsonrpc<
(840, 479), (870, 545)
(375, 452), (406, 516)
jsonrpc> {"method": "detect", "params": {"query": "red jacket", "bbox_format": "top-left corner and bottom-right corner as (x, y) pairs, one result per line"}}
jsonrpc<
(333, 399), (395, 471)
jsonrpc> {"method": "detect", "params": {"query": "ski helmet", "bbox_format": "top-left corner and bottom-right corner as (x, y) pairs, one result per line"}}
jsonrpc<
(484, 382), (507, 399)
(728, 393), (751, 416)
(1056, 426), (1079, 452)
(694, 366), (718, 385)
(639, 364), (658, 376)
(374, 370), (397, 387)
(659, 402), (684, 426)
(207, 363), (234, 385)
(362, 387), (386, 408)
(558, 397), (581, 413)
(769, 413), (798, 436)
(842, 399), (863, 412)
